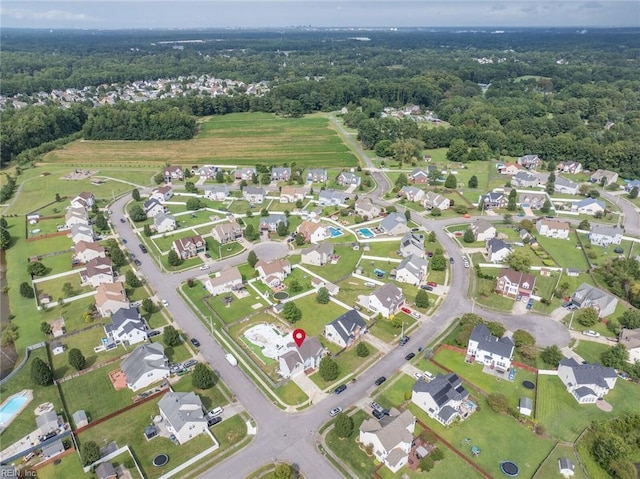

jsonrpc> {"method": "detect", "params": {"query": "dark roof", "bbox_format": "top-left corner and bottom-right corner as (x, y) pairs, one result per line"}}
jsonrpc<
(519, 397), (533, 409)
(559, 358), (617, 389)
(438, 405), (457, 422)
(412, 373), (468, 407)
(469, 324), (514, 359)
(328, 310), (366, 344)
(486, 238), (511, 254)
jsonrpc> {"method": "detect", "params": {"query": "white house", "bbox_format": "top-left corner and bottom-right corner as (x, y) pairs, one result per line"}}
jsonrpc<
(297, 221), (329, 244)
(300, 242), (334, 266)
(536, 218), (571, 239)
(95, 282), (129, 317)
(486, 238), (512, 263)
(409, 167), (430, 184)
(359, 410), (416, 473)
(158, 392), (208, 444)
(479, 192), (507, 210)
(366, 283), (405, 318)
(104, 307), (147, 345)
(324, 309), (367, 348)
(512, 171), (539, 187)
(318, 189), (345, 206)
(70, 224), (94, 244)
(65, 207), (89, 227)
(557, 161), (582, 174)
(73, 240), (106, 263)
(393, 255), (428, 285)
(619, 328), (640, 364)
(278, 336), (325, 377)
(379, 212), (410, 236)
(234, 167), (256, 181)
(399, 232), (425, 258)
(398, 186), (425, 203)
(150, 185), (173, 203)
(204, 266), (243, 296)
(466, 324), (515, 373)
(203, 184), (229, 201)
(70, 191), (95, 210)
(256, 259), (291, 288)
(80, 256), (114, 288)
(242, 186), (266, 204)
(471, 219), (496, 241)
(279, 186), (306, 204)
(354, 197), (381, 219)
(518, 154), (542, 170)
(144, 199), (165, 218)
(588, 225), (623, 246)
(412, 374), (470, 426)
(572, 198), (606, 216)
(121, 343), (169, 392)
(422, 191), (450, 211)
(336, 171), (361, 186)
(570, 283), (618, 318)
(154, 212), (176, 233)
(211, 222), (243, 244)
(555, 177), (580, 195)
(558, 358), (617, 404)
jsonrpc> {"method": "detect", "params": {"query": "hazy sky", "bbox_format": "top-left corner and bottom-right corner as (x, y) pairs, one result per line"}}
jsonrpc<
(1, 1), (638, 29)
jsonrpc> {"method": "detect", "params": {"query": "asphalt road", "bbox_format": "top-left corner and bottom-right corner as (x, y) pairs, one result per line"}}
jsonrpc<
(107, 133), (613, 477)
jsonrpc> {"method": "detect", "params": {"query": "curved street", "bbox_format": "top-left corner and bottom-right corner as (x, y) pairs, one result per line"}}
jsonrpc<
(107, 120), (624, 478)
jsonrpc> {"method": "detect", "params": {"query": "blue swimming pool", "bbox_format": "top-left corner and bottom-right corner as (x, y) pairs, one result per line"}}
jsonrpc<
(328, 226), (343, 238)
(0, 394), (30, 427)
(357, 228), (374, 238)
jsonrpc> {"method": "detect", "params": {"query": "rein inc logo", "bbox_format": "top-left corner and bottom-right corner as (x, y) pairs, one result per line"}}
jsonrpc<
(1, 466), (36, 477)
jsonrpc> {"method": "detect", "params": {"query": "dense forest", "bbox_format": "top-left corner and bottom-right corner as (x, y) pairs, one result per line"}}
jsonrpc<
(2, 28), (639, 177)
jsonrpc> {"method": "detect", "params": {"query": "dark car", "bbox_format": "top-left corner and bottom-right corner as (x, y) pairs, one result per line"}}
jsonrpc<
(122, 238), (127, 244)
(190, 338), (201, 348)
(207, 416), (222, 427)
(399, 336), (410, 346)
(372, 409), (386, 419)
(134, 259), (142, 266)
(374, 376), (387, 386)
(139, 244), (148, 253)
(449, 257), (454, 264)
(405, 352), (416, 361)
(334, 384), (347, 394)
(420, 285), (434, 291)
(120, 218), (126, 223)
(147, 330), (161, 338)
(204, 253), (211, 259)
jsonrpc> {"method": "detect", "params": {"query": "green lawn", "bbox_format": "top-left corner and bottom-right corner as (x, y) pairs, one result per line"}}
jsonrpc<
(536, 374), (640, 442)
(433, 348), (536, 409)
(325, 410), (376, 478)
(35, 452), (86, 479)
(59, 365), (137, 422)
(368, 315), (416, 343)
(77, 396), (217, 479)
(171, 373), (230, 410)
(0, 348), (64, 446)
(309, 346), (378, 389)
(35, 275), (93, 304)
(275, 380), (309, 405)
(364, 240), (401, 258)
(375, 374), (416, 409)
(535, 232), (589, 269)
(474, 278), (515, 312)
(207, 290), (266, 324)
(304, 245), (363, 282)
(573, 340), (609, 364)
(288, 293), (349, 337)
(535, 445), (587, 479)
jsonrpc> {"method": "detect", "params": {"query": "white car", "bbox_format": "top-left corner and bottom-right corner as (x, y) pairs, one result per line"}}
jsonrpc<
(582, 330), (600, 338)
(411, 311), (421, 320)
(329, 407), (343, 417)
(199, 265), (210, 270)
(423, 371), (435, 381)
(161, 299), (169, 307)
(414, 372), (423, 380)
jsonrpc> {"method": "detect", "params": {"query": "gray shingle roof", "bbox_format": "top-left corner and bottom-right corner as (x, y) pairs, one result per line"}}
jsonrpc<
(396, 254), (428, 278)
(571, 283), (617, 311)
(589, 224), (623, 238)
(380, 212), (407, 232)
(486, 238), (511, 255)
(121, 343), (168, 385)
(328, 309), (366, 345)
(469, 324), (515, 359)
(559, 358), (617, 389)
(372, 283), (404, 309)
(412, 373), (468, 406)
(158, 391), (207, 434)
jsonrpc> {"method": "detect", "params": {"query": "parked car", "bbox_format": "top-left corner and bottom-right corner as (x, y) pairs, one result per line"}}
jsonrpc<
(582, 330), (600, 338)
(374, 376), (387, 386)
(420, 285), (433, 291)
(334, 384), (347, 394)
(410, 311), (421, 320)
(147, 330), (161, 338)
(414, 372), (423, 380)
(329, 407), (343, 417)
(190, 338), (201, 348)
(207, 416), (222, 427)
(449, 257), (454, 264)
(139, 244), (147, 253)
(405, 352), (416, 361)
(426, 251), (434, 258)
(400, 307), (412, 315)
(120, 218), (126, 223)
(526, 298), (534, 310)
(121, 238), (127, 244)
(204, 253), (211, 259)
(370, 401), (383, 412)
(423, 371), (435, 381)
(364, 282), (376, 288)
(133, 259), (142, 266)
(199, 265), (210, 270)
(182, 359), (198, 369)
(372, 409), (386, 420)
(170, 364), (182, 374)
(161, 299), (169, 307)
(207, 406), (223, 418)
(398, 336), (410, 346)
(427, 281), (438, 288)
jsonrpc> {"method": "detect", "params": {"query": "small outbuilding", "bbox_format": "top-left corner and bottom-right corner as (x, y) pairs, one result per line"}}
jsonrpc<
(558, 457), (575, 477)
(518, 397), (533, 417)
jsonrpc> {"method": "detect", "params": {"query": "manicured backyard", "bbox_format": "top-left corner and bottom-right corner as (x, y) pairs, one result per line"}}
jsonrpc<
(287, 293), (349, 338)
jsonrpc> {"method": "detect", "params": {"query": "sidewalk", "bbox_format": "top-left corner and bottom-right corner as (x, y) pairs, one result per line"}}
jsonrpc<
(363, 334), (392, 354)
(292, 373), (328, 405)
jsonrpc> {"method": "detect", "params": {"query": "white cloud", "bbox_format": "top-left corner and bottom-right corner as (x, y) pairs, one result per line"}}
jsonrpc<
(0, 7), (95, 22)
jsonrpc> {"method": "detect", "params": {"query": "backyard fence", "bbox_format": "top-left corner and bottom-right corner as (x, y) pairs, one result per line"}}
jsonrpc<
(0, 342), (46, 386)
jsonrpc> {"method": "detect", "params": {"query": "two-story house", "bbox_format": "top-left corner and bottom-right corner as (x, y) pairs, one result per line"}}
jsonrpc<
(172, 234), (206, 259)
(366, 283), (405, 318)
(412, 374), (469, 426)
(336, 171), (361, 186)
(95, 282), (129, 317)
(297, 221), (329, 244)
(318, 189), (345, 206)
(399, 232), (425, 258)
(278, 336), (325, 378)
(158, 392), (208, 444)
(211, 222), (243, 244)
(271, 167), (291, 182)
(554, 177), (580, 195)
(354, 197), (381, 219)
(65, 207), (89, 228)
(121, 343), (169, 392)
(512, 171), (539, 187)
(256, 259), (291, 288)
(558, 358), (617, 404)
(557, 161), (582, 174)
(202, 184), (230, 201)
(379, 212), (410, 236)
(324, 309), (367, 348)
(500, 163), (523, 176)
(518, 154), (542, 170)
(279, 186), (306, 204)
(163, 165), (184, 182)
(144, 199), (165, 218)
(150, 185), (174, 203)
(466, 324), (515, 373)
(242, 186), (266, 204)
(422, 192), (450, 211)
(104, 307), (147, 345)
(570, 283), (618, 318)
(259, 213), (287, 232)
(471, 218), (496, 242)
(588, 225), (623, 246)
(359, 410), (416, 473)
(398, 186), (425, 203)
(80, 256), (114, 288)
(234, 167), (256, 181)
(392, 255), (428, 285)
(153, 212), (176, 234)
(204, 266), (243, 296)
(306, 168), (327, 183)
(409, 168), (430, 184)
(301, 242), (334, 266)
(495, 268), (536, 299)
(486, 238), (512, 263)
(73, 240), (106, 264)
(536, 218), (571, 239)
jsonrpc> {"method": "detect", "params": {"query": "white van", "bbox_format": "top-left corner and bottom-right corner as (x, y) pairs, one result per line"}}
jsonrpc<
(207, 406), (223, 418)
(225, 353), (238, 366)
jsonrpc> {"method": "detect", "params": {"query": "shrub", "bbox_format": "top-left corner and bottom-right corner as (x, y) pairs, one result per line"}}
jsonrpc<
(319, 356), (339, 381)
(356, 342), (369, 357)
(30, 357), (53, 386)
(81, 441), (100, 466)
(192, 363), (216, 389)
(20, 282), (34, 298)
(163, 325), (181, 347)
(68, 348), (86, 371)
(334, 412), (354, 438)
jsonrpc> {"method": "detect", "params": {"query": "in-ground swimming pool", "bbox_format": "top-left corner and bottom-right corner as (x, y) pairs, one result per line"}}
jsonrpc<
(357, 228), (375, 238)
(0, 391), (32, 429)
(328, 226), (344, 238)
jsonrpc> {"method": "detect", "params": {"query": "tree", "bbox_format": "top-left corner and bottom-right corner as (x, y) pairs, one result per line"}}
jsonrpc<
(356, 342), (370, 357)
(40, 321), (51, 335)
(468, 175), (478, 188)
(319, 356), (339, 381)
(592, 432), (630, 470)
(55, 193), (62, 202)
(94, 212), (108, 231)
(334, 412), (354, 438)
(600, 344), (629, 369)
(506, 250), (531, 273)
(0, 217), (7, 229)
(512, 330), (535, 348)
(545, 171), (556, 195)
(428, 231), (436, 243)
(394, 173), (408, 189)
(430, 253), (447, 271)
(244, 224), (259, 241)
(415, 289), (430, 308)
(289, 279), (303, 294)
(30, 357), (53, 386)
(260, 208), (269, 217)
(519, 219), (535, 232)
(316, 287), (330, 304)
(577, 308), (599, 327)
(274, 464), (294, 479)
(295, 232), (306, 246)
(81, 441), (101, 466)
(186, 197), (202, 210)
(131, 188), (140, 201)
(404, 209), (411, 221)
(540, 345), (563, 367)
(247, 250), (258, 268)
(446, 139), (468, 163)
(444, 174), (457, 189)
(295, 199), (303, 209)
(153, 173), (164, 185)
(454, 204), (468, 214)
(0, 226), (10, 250)
(129, 204), (147, 222)
(185, 181), (198, 193)
(486, 321), (506, 338)
(487, 393), (509, 413)
(507, 197), (517, 211)
(420, 456), (435, 472)
(629, 187), (639, 199)
(20, 281), (34, 298)
(62, 282), (74, 298)
(192, 363), (215, 389)
(430, 207), (442, 217)
(163, 325), (182, 347)
(620, 309), (640, 329)
(282, 302), (302, 323)
(463, 228), (475, 243)
(68, 348), (86, 370)
(125, 270), (142, 288)
(143, 224), (153, 237)
(27, 261), (47, 276)
(141, 298), (155, 314)
(276, 221), (289, 237)
(540, 199), (552, 214)
(168, 250), (183, 267)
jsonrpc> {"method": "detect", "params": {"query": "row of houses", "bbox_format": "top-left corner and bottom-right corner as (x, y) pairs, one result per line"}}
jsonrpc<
(397, 186), (451, 211)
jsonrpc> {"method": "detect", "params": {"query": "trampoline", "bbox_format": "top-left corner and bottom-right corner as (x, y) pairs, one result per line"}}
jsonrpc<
(500, 461), (519, 477)
(153, 454), (169, 467)
(522, 380), (535, 390)
(273, 291), (289, 300)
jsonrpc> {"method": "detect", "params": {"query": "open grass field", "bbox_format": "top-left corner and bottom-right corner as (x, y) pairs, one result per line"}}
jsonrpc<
(535, 444), (587, 479)
(536, 374), (640, 442)
(573, 340), (609, 364)
(0, 348), (64, 447)
(290, 293), (350, 338)
(535, 232), (589, 269)
(35, 453), (86, 479)
(303, 244), (362, 282)
(44, 112), (358, 168)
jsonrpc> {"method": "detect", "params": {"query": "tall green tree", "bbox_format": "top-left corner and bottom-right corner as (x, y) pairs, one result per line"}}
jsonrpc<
(415, 289), (430, 308)
(247, 250), (258, 268)
(282, 302), (302, 323)
(444, 174), (457, 189)
(168, 250), (183, 266)
(68, 348), (86, 370)
(163, 325), (181, 347)
(81, 441), (101, 466)
(319, 356), (339, 381)
(31, 357), (53, 386)
(467, 175), (478, 188)
(334, 412), (354, 438)
(131, 188), (141, 201)
(316, 287), (330, 304)
(192, 363), (216, 389)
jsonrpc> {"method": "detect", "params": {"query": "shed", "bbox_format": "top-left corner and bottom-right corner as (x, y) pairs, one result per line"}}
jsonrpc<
(518, 397), (533, 417)
(72, 410), (89, 428)
(558, 457), (575, 477)
(144, 425), (158, 440)
(52, 341), (65, 356)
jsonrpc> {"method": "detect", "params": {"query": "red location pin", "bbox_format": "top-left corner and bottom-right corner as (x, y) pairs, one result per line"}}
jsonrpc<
(292, 329), (306, 347)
